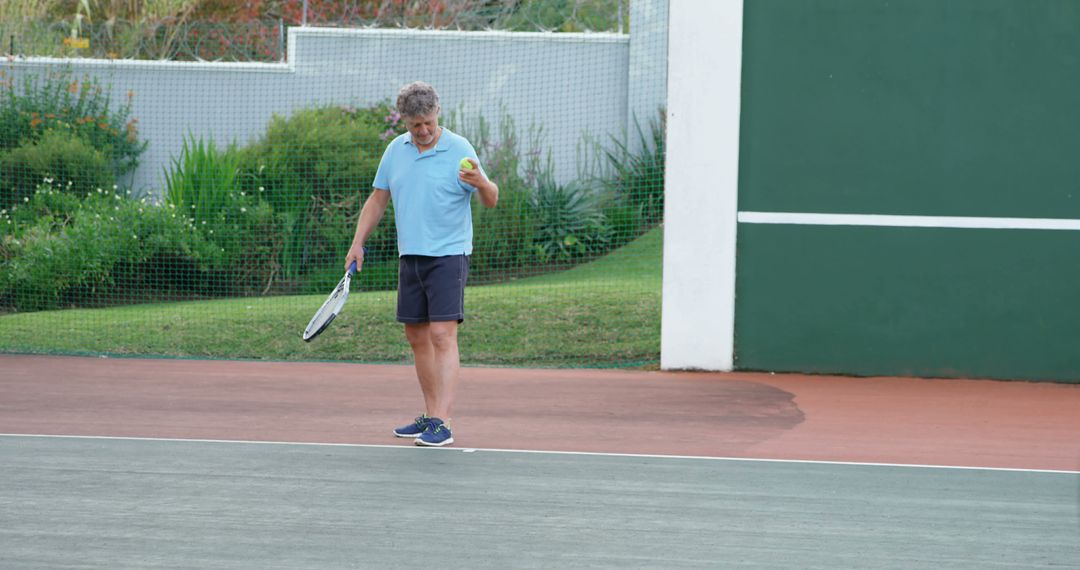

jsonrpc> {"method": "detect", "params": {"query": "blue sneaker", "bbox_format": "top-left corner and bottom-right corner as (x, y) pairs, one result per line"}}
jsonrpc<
(394, 414), (433, 438)
(415, 418), (454, 447)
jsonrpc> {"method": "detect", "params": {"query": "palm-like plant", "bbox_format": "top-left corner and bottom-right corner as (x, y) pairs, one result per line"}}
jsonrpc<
(529, 176), (611, 263)
(601, 109), (665, 230)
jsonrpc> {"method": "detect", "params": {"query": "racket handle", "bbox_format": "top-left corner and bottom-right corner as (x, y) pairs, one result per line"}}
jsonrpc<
(348, 247), (367, 275)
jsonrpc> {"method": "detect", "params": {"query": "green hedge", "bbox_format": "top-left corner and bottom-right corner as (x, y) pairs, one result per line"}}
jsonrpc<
(1, 130), (116, 208)
(0, 185), (221, 311)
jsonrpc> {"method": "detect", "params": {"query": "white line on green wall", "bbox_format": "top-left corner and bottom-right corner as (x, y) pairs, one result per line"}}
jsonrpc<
(737, 212), (1080, 231)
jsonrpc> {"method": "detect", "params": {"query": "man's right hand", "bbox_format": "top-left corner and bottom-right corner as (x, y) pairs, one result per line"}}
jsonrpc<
(345, 245), (366, 273)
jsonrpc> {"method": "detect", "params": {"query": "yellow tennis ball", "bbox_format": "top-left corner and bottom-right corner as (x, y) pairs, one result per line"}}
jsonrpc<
(460, 157), (474, 170)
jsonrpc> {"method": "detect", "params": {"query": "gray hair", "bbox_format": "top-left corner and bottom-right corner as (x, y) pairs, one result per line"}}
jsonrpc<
(396, 81), (440, 118)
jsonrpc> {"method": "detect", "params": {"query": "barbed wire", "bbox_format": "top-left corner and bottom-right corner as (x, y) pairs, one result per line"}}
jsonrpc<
(0, 1), (628, 63)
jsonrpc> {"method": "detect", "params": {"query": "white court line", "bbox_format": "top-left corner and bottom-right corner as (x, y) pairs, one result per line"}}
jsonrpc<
(738, 211), (1080, 231)
(2, 433), (1076, 475)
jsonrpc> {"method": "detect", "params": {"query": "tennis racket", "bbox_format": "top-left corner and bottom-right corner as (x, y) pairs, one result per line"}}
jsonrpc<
(303, 258), (359, 342)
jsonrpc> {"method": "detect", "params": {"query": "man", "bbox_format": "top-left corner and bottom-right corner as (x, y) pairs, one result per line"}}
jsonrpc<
(345, 81), (498, 447)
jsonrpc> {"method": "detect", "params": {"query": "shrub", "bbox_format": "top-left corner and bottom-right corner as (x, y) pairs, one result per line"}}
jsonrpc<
(0, 68), (147, 180)
(203, 198), (283, 296)
(500, 0), (624, 32)
(0, 184), (222, 311)
(0, 130), (116, 209)
(237, 102), (405, 283)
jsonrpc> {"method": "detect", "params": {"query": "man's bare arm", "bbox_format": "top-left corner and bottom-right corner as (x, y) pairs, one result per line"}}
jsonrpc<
(345, 189), (391, 270)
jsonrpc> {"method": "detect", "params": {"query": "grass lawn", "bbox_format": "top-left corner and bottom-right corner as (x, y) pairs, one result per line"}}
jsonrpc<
(0, 228), (662, 368)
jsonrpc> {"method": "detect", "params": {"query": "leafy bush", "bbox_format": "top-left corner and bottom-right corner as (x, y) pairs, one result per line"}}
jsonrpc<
(501, 0), (625, 32)
(0, 68), (146, 180)
(0, 130), (116, 209)
(237, 102), (405, 284)
(0, 184), (222, 311)
(201, 197), (282, 296)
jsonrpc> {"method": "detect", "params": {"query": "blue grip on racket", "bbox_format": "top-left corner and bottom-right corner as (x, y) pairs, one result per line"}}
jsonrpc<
(347, 247), (367, 275)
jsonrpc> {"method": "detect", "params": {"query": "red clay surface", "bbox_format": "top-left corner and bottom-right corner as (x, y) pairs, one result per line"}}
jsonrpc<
(1, 354), (1078, 471)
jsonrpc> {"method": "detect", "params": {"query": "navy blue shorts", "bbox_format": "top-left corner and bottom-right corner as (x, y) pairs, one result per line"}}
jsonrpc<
(397, 254), (470, 324)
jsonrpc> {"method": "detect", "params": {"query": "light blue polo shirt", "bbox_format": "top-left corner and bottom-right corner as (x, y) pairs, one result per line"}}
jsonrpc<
(372, 127), (483, 257)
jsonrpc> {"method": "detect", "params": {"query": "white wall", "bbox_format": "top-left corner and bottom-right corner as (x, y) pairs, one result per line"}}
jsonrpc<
(661, 0), (743, 370)
(4, 23), (667, 197)
(628, 0), (669, 136)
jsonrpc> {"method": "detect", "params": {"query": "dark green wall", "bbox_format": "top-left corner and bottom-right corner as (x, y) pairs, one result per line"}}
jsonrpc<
(735, 224), (1080, 382)
(735, 1), (1080, 381)
(739, 0), (1080, 217)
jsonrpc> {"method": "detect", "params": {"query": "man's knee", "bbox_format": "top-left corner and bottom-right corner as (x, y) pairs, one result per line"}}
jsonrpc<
(404, 323), (429, 346)
(429, 323), (458, 350)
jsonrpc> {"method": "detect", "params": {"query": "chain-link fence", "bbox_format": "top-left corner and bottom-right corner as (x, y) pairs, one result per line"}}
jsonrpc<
(0, 1), (666, 367)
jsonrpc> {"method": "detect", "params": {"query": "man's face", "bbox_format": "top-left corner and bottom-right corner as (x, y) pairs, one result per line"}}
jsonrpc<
(404, 110), (439, 147)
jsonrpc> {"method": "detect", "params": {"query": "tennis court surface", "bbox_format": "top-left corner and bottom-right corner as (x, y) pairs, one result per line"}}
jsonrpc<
(2, 354), (1078, 568)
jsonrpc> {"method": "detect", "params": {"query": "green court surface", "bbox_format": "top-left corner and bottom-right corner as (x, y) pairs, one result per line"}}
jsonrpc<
(1, 435), (1077, 569)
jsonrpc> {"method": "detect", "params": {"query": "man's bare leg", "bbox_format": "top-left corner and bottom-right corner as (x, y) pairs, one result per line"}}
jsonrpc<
(405, 323), (436, 415)
(405, 321), (460, 420)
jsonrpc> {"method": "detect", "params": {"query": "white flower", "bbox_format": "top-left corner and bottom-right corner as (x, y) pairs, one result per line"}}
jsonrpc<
(240, 207), (247, 213)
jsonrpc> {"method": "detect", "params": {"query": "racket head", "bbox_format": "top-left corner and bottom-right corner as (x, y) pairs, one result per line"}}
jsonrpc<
(302, 270), (352, 342)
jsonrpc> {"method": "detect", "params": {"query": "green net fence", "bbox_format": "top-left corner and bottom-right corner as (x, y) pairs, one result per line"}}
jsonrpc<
(0, 0), (667, 368)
